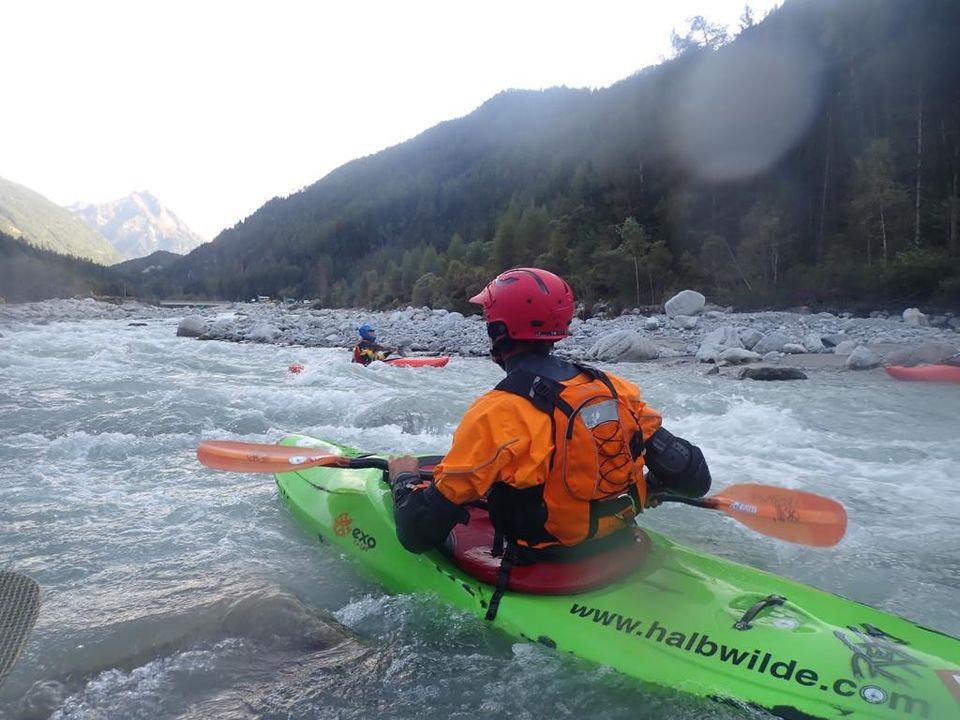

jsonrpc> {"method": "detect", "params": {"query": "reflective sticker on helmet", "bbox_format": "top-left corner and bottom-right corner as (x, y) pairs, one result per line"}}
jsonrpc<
(580, 399), (619, 428)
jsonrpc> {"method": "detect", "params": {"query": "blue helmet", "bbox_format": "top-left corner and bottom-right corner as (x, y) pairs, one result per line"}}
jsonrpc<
(358, 323), (376, 341)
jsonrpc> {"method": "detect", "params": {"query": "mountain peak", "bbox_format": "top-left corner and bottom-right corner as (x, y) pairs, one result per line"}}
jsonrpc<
(71, 193), (206, 260)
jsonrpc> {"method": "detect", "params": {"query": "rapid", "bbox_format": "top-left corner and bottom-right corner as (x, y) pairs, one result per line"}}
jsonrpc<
(1, 315), (957, 719)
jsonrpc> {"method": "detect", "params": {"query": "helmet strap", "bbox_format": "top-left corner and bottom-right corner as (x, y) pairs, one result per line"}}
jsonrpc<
(487, 322), (552, 370)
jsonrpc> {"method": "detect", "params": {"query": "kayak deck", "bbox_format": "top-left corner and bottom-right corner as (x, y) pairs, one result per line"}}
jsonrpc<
(274, 434), (960, 720)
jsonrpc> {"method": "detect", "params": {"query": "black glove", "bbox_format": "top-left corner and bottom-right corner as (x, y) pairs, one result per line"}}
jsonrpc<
(390, 472), (422, 502)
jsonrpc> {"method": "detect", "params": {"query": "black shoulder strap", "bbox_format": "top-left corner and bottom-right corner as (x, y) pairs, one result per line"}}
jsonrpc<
(495, 369), (574, 416)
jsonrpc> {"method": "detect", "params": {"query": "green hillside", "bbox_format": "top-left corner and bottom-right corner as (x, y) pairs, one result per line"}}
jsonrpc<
(145, 0), (960, 311)
(0, 177), (122, 265)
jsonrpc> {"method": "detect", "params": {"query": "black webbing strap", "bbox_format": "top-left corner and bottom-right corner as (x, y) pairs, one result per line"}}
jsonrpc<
(484, 545), (516, 621)
(495, 370), (573, 417)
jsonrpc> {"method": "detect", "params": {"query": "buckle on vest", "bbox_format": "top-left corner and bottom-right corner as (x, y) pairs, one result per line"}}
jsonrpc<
(613, 492), (639, 524)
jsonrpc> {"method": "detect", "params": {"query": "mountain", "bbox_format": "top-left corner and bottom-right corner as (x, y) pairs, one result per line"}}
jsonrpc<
(142, 0), (960, 311)
(113, 250), (183, 278)
(0, 177), (122, 265)
(70, 191), (206, 260)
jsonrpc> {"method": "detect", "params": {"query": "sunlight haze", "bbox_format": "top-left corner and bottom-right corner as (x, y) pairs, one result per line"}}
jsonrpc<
(3, 0), (780, 240)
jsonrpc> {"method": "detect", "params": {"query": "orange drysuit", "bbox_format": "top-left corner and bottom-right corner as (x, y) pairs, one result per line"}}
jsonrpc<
(432, 367), (663, 548)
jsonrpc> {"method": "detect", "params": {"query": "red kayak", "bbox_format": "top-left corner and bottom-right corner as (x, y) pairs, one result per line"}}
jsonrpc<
(885, 364), (960, 383)
(383, 356), (450, 368)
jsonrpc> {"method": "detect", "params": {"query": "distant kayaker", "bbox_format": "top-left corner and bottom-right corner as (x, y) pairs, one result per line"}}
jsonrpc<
(388, 267), (712, 565)
(351, 324), (398, 365)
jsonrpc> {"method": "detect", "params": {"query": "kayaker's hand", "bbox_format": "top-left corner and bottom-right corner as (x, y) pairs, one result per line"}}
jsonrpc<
(645, 472), (664, 508)
(388, 455), (420, 482)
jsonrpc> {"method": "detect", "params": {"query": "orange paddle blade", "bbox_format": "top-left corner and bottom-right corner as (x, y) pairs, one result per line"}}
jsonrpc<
(710, 483), (847, 547)
(197, 440), (351, 473)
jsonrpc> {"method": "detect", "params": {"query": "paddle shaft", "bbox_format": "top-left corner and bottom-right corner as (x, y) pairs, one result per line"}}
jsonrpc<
(197, 441), (846, 546)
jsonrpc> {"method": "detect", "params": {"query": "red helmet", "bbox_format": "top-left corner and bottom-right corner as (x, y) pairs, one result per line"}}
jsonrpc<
(469, 268), (575, 341)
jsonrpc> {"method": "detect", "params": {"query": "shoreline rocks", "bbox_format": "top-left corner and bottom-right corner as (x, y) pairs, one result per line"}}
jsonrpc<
(2, 297), (958, 376)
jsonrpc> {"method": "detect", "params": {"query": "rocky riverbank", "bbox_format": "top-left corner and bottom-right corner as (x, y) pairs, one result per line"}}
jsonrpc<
(3, 295), (957, 376)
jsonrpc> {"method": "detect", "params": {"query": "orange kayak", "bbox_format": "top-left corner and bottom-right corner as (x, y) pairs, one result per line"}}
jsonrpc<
(885, 364), (960, 383)
(383, 356), (450, 368)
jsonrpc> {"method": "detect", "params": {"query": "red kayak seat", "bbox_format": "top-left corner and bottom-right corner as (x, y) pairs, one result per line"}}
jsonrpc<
(445, 506), (651, 595)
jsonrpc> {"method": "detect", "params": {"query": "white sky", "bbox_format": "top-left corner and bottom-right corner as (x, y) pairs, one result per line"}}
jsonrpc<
(3, 0), (780, 239)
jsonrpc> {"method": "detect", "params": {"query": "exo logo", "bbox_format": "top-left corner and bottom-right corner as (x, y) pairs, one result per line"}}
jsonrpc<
(937, 670), (960, 704)
(352, 527), (377, 551)
(333, 512), (352, 536)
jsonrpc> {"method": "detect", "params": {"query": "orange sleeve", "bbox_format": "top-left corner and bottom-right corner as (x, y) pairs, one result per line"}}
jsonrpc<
(608, 373), (662, 444)
(433, 390), (554, 505)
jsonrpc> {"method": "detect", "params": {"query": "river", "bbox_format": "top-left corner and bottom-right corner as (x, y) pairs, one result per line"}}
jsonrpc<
(1, 315), (957, 719)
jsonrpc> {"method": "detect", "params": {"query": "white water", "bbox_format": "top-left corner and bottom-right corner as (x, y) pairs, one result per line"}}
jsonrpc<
(0, 317), (957, 719)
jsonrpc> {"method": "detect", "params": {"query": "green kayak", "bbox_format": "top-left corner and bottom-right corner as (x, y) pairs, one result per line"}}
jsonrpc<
(274, 434), (960, 720)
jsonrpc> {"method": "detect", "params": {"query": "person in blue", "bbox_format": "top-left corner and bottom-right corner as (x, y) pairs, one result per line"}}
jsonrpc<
(351, 324), (398, 365)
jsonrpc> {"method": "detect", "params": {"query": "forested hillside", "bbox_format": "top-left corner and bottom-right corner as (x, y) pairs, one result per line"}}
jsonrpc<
(144, 0), (960, 313)
(0, 232), (124, 302)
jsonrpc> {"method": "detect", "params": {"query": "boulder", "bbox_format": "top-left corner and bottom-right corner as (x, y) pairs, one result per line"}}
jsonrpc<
(902, 307), (929, 326)
(752, 331), (792, 355)
(176, 315), (208, 338)
(671, 315), (699, 330)
(739, 328), (764, 350)
(586, 331), (659, 362)
(802, 333), (826, 353)
(664, 290), (706, 318)
(247, 323), (281, 342)
(695, 326), (743, 362)
(718, 348), (761, 364)
(833, 340), (858, 356)
(845, 346), (882, 370)
(644, 317), (660, 330)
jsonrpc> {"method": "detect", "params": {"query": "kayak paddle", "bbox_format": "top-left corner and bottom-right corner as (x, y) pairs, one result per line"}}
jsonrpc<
(196, 441), (847, 546)
(659, 483), (847, 547)
(0, 570), (41, 688)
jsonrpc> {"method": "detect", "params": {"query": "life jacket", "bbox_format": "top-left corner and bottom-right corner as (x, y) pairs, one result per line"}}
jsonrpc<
(487, 364), (649, 552)
(352, 340), (383, 365)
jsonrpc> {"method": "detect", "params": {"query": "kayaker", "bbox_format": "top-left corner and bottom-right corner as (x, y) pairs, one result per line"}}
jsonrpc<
(351, 324), (397, 365)
(388, 267), (711, 567)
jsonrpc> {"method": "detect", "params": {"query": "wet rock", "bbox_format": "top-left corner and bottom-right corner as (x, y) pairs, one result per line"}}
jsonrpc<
(833, 340), (858, 355)
(16, 679), (66, 720)
(738, 366), (808, 381)
(247, 323), (281, 342)
(177, 315), (208, 338)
